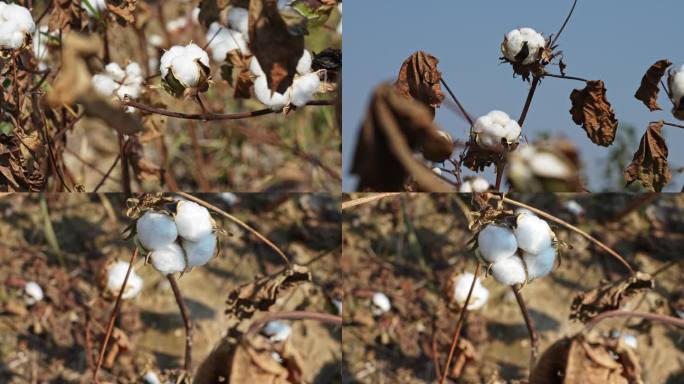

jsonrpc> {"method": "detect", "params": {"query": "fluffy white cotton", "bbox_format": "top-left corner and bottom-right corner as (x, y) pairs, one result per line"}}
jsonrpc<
(432, 167), (442, 176)
(183, 234), (217, 268)
(371, 292), (391, 314)
(563, 200), (584, 217)
(81, 0), (107, 17)
(508, 144), (573, 185)
(92, 74), (119, 97)
(254, 74), (291, 110)
(136, 212), (178, 251)
(160, 43), (210, 88)
(477, 224), (518, 263)
(0, 2), (35, 49)
(490, 256), (527, 286)
(514, 213), (553, 254)
(262, 321), (292, 342)
(452, 273), (489, 310)
(150, 243), (186, 275)
(669, 64), (684, 119)
(459, 177), (490, 193)
(142, 372), (161, 384)
(227, 7), (249, 38)
(250, 56), (265, 77)
(106, 261), (143, 299)
(175, 201), (213, 241)
(502, 27), (546, 65)
(472, 110), (521, 151)
(296, 50), (313, 75)
(522, 246), (556, 280)
(206, 23), (250, 62)
(24, 281), (44, 305)
(92, 62), (144, 102)
(290, 73), (320, 107)
(251, 55), (320, 109)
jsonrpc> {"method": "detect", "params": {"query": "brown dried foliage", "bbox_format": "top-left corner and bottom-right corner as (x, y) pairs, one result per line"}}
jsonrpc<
(634, 59), (671, 112)
(570, 80), (618, 147)
(394, 51), (445, 118)
(570, 272), (653, 323)
(624, 121), (672, 192)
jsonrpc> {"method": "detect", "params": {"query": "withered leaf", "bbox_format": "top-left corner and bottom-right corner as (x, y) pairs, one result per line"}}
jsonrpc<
(624, 121), (671, 192)
(394, 51), (445, 118)
(226, 265), (311, 319)
(570, 272), (653, 323)
(350, 84), (455, 192)
(198, 0), (231, 27)
(634, 59), (671, 112)
(249, 0), (305, 94)
(569, 80), (618, 147)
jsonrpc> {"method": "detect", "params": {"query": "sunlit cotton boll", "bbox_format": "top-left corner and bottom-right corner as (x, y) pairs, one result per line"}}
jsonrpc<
(290, 73), (320, 107)
(106, 261), (143, 299)
(502, 27), (546, 65)
(150, 243), (186, 275)
(477, 224), (518, 263)
(175, 201), (213, 241)
(227, 7), (249, 38)
(206, 23), (249, 62)
(459, 177), (490, 193)
(296, 50), (313, 75)
(254, 74), (291, 110)
(472, 110), (521, 151)
(451, 273), (489, 310)
(24, 281), (44, 305)
(182, 233), (217, 268)
(490, 256), (527, 286)
(522, 246), (556, 280)
(160, 43), (210, 88)
(262, 321), (292, 342)
(0, 2), (36, 50)
(81, 0), (107, 17)
(514, 212), (553, 254)
(669, 64), (684, 119)
(371, 292), (391, 315)
(92, 74), (119, 97)
(136, 211), (178, 251)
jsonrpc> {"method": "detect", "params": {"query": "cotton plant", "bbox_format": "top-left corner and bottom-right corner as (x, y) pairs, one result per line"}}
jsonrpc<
(160, 43), (211, 97)
(0, 2), (36, 50)
(92, 62), (145, 107)
(501, 27), (547, 66)
(472, 110), (522, 152)
(251, 50), (322, 110)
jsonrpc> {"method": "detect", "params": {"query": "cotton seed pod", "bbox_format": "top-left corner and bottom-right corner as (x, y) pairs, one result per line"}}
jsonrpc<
(501, 27), (546, 65)
(175, 200), (213, 241)
(668, 64), (684, 120)
(450, 272), (489, 310)
(371, 292), (391, 314)
(472, 110), (521, 152)
(149, 243), (186, 275)
(477, 224), (518, 263)
(262, 321), (292, 342)
(522, 246), (556, 280)
(106, 261), (143, 299)
(182, 233), (217, 268)
(24, 281), (44, 305)
(160, 43), (211, 97)
(490, 256), (527, 286)
(514, 213), (553, 254)
(0, 2), (36, 50)
(459, 176), (490, 193)
(136, 211), (178, 251)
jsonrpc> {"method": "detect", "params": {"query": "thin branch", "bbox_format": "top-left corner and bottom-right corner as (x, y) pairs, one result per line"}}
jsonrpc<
(512, 285), (539, 376)
(439, 263), (482, 384)
(518, 76), (540, 128)
(549, 0), (578, 47)
(543, 72), (588, 83)
(341, 193), (402, 210)
(246, 310), (342, 337)
(661, 121), (684, 129)
(168, 275), (194, 373)
(585, 310), (684, 332)
(440, 77), (473, 126)
(176, 192), (290, 265)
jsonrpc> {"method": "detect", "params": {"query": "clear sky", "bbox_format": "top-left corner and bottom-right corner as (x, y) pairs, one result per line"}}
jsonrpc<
(342, 0), (684, 192)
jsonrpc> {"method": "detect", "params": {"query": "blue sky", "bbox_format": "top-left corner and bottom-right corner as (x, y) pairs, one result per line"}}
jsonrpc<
(342, 0), (684, 191)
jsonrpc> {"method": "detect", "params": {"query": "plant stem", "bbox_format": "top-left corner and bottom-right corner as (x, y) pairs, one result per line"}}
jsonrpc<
(439, 263), (481, 384)
(549, 0), (578, 47)
(246, 310), (342, 336)
(440, 77), (473, 126)
(585, 310), (684, 332)
(118, 133), (131, 194)
(341, 193), (402, 211)
(543, 72), (588, 82)
(518, 76), (540, 128)
(168, 274), (194, 373)
(494, 159), (504, 191)
(661, 121), (684, 129)
(512, 285), (539, 376)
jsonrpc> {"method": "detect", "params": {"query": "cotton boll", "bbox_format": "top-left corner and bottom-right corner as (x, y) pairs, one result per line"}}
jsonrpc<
(490, 257), (527, 285)
(125, 62), (143, 80)
(1, 3), (35, 34)
(105, 63), (126, 82)
(459, 177), (489, 193)
(371, 292), (391, 315)
(116, 84), (141, 99)
(473, 110), (521, 151)
(184, 43), (210, 68)
(669, 64), (684, 119)
(106, 261), (143, 299)
(563, 200), (584, 217)
(514, 213), (552, 254)
(206, 24), (249, 62)
(175, 201), (213, 241)
(161, 43), (209, 90)
(24, 281), (44, 305)
(92, 74), (118, 97)
(477, 224), (518, 263)
(451, 273), (489, 310)
(254, 75), (290, 110)
(522, 246), (556, 280)
(528, 152), (572, 179)
(290, 73), (320, 107)
(0, 21), (27, 49)
(296, 50), (312, 75)
(150, 243), (186, 275)
(262, 321), (292, 342)
(502, 27), (545, 65)
(136, 211), (178, 251)
(160, 45), (186, 78)
(182, 233), (217, 268)
(227, 7), (249, 38)
(169, 55), (202, 87)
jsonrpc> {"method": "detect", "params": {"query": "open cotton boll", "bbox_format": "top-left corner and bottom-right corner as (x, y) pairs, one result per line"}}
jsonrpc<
(250, 56), (265, 77)
(473, 110), (521, 151)
(175, 201), (213, 241)
(514, 212), (553, 254)
(522, 246), (556, 280)
(459, 177), (490, 193)
(136, 211), (178, 251)
(182, 233), (217, 268)
(227, 7), (249, 38)
(452, 273), (489, 310)
(502, 27), (546, 65)
(371, 292), (391, 315)
(0, 2), (35, 49)
(477, 224), (518, 263)
(24, 281), (44, 306)
(206, 23), (249, 62)
(106, 261), (143, 299)
(105, 63), (126, 82)
(262, 321), (292, 342)
(81, 0), (107, 17)
(92, 74), (119, 97)
(296, 50), (313, 75)
(160, 43), (210, 89)
(290, 73), (320, 107)
(669, 64), (684, 119)
(563, 200), (584, 217)
(490, 256), (527, 285)
(254, 75), (291, 110)
(150, 243), (186, 275)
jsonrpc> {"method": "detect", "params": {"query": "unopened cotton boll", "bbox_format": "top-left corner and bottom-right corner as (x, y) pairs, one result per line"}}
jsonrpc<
(290, 73), (320, 107)
(459, 177), (489, 193)
(262, 321), (292, 342)
(522, 246), (556, 280)
(206, 23), (250, 62)
(477, 224), (518, 263)
(669, 64), (684, 119)
(136, 211), (178, 251)
(514, 213), (553, 254)
(182, 234), (217, 268)
(490, 257), (527, 285)
(175, 201), (213, 241)
(150, 243), (186, 275)
(106, 261), (143, 299)
(472, 110), (521, 151)
(502, 27), (546, 65)
(0, 2), (36, 49)
(371, 292), (391, 314)
(452, 273), (489, 310)
(24, 281), (44, 305)
(227, 7), (249, 38)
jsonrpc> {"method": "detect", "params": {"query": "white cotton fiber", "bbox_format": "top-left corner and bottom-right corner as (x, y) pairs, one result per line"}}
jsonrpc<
(490, 256), (527, 285)
(472, 110), (521, 151)
(136, 211), (178, 251)
(452, 272), (489, 310)
(477, 224), (518, 263)
(514, 213), (552, 254)
(106, 261), (143, 299)
(502, 27), (545, 65)
(175, 201), (213, 241)
(522, 246), (556, 280)
(182, 233), (217, 268)
(150, 243), (186, 275)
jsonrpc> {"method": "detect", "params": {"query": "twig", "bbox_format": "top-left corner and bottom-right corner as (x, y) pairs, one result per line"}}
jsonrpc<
(512, 285), (539, 376)
(518, 76), (540, 128)
(93, 248), (139, 382)
(93, 154), (122, 193)
(549, 0), (578, 47)
(661, 121), (684, 129)
(168, 275), (194, 373)
(440, 77), (473, 126)
(585, 310), (684, 332)
(494, 158), (505, 191)
(341, 193), (402, 210)
(176, 192), (290, 265)
(439, 263), (481, 384)
(246, 310), (342, 336)
(543, 72), (588, 82)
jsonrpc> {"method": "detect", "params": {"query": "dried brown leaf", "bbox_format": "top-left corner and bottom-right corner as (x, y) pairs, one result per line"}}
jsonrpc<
(570, 80), (618, 146)
(570, 272), (653, 323)
(634, 59), (671, 112)
(624, 121), (672, 192)
(350, 83), (455, 192)
(394, 51), (445, 118)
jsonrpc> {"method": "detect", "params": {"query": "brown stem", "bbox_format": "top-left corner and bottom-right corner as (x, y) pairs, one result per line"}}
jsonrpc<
(549, 0), (578, 47)
(440, 77), (473, 126)
(518, 76), (540, 128)
(494, 158), (504, 191)
(93, 154), (122, 193)
(512, 285), (539, 375)
(439, 263), (481, 384)
(585, 310), (684, 332)
(93, 248), (139, 382)
(341, 193), (402, 211)
(247, 310), (342, 337)
(543, 72), (588, 82)
(661, 121), (684, 129)
(168, 274), (194, 373)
